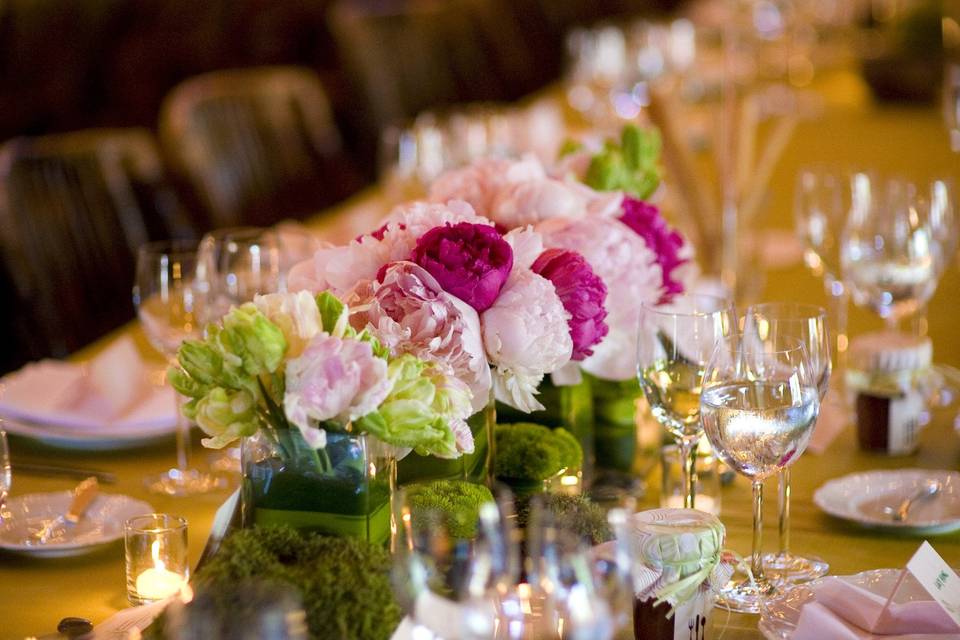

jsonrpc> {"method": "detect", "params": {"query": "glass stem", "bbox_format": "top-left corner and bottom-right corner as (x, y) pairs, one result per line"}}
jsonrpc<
(173, 392), (191, 471)
(827, 279), (849, 378)
(679, 435), (700, 509)
(911, 305), (929, 338)
(778, 467), (791, 556)
(751, 480), (765, 585)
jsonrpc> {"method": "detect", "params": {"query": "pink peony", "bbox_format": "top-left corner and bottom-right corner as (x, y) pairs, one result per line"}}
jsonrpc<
(411, 222), (513, 313)
(537, 216), (662, 381)
(356, 261), (492, 413)
(286, 200), (489, 296)
(283, 334), (390, 447)
(429, 155), (546, 216)
(532, 249), (608, 361)
(481, 269), (572, 412)
(618, 197), (691, 303)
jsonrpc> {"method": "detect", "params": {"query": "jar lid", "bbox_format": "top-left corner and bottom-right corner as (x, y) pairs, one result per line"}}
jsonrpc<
(630, 508), (724, 581)
(847, 331), (932, 374)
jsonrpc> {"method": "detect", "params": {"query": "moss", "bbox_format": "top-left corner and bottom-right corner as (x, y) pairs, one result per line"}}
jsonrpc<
(494, 422), (583, 481)
(147, 526), (401, 640)
(515, 493), (613, 546)
(406, 480), (494, 539)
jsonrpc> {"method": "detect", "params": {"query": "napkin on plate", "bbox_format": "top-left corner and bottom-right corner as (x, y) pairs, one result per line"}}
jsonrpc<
(0, 336), (175, 431)
(792, 575), (960, 639)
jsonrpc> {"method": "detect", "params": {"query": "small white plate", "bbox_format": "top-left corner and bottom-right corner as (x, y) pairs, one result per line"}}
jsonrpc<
(1, 417), (174, 451)
(0, 491), (154, 557)
(758, 569), (934, 640)
(813, 469), (960, 534)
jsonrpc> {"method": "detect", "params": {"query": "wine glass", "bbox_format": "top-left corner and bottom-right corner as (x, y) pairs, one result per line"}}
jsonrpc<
(701, 337), (820, 613)
(842, 173), (944, 331)
(133, 241), (223, 496)
(795, 166), (849, 371)
(197, 227), (281, 324)
(392, 484), (517, 640)
(744, 303), (831, 583)
(637, 293), (735, 509)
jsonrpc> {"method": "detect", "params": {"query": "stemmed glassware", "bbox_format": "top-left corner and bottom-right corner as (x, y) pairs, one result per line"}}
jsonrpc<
(197, 227), (282, 325)
(842, 173), (946, 332)
(701, 337), (820, 613)
(744, 303), (831, 583)
(133, 241), (222, 496)
(795, 166), (849, 370)
(637, 293), (735, 509)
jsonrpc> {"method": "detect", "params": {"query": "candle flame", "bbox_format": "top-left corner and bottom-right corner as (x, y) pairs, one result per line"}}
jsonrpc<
(151, 539), (165, 572)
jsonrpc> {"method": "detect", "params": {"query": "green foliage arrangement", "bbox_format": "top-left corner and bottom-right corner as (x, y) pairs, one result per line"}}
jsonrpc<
(515, 493), (613, 546)
(583, 124), (661, 199)
(494, 422), (583, 481)
(406, 480), (495, 539)
(147, 526), (401, 640)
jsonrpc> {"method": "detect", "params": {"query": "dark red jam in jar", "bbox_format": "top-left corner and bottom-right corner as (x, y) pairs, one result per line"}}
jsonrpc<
(633, 597), (708, 640)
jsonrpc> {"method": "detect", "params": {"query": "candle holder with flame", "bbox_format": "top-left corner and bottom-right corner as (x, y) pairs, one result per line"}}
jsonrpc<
(124, 514), (189, 605)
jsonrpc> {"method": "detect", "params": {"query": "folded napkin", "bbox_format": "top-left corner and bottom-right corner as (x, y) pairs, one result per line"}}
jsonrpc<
(792, 576), (960, 640)
(807, 389), (850, 455)
(0, 336), (174, 432)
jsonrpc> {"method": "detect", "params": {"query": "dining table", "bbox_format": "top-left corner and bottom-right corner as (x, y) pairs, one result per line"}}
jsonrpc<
(1, 66), (958, 640)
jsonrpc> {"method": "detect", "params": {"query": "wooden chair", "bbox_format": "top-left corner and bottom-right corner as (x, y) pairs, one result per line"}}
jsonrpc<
(0, 128), (192, 373)
(159, 66), (364, 229)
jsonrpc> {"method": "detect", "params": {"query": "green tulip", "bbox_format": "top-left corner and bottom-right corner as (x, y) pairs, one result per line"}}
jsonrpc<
(193, 387), (260, 449)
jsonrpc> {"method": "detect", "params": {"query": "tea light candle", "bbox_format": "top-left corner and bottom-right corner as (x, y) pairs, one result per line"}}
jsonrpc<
(125, 514), (189, 605)
(135, 541), (186, 600)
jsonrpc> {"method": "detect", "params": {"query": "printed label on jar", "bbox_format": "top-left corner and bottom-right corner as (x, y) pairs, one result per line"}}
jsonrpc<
(887, 389), (922, 455)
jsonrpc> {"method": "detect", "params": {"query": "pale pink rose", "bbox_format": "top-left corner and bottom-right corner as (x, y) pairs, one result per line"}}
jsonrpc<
(481, 268), (572, 411)
(428, 156), (546, 216)
(537, 216), (662, 381)
(283, 334), (391, 445)
(286, 200), (489, 296)
(357, 261), (492, 413)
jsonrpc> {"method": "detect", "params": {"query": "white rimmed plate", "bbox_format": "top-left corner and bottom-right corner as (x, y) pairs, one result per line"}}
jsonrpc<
(813, 469), (960, 534)
(0, 491), (154, 557)
(0, 416), (174, 451)
(758, 569), (936, 640)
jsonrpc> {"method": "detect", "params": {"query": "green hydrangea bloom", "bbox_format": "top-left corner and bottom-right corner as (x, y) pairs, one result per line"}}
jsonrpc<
(406, 480), (495, 540)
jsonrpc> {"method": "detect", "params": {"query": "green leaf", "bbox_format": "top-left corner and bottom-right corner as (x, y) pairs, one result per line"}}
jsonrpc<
(316, 292), (348, 337)
(558, 139), (583, 158)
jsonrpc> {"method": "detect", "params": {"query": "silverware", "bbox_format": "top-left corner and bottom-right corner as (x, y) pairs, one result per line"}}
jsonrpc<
(13, 462), (116, 484)
(25, 617), (94, 640)
(882, 480), (942, 522)
(32, 477), (99, 544)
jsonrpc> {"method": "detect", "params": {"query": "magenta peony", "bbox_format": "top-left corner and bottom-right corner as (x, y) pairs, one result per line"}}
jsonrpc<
(618, 197), (690, 303)
(357, 261), (492, 413)
(411, 222), (514, 313)
(532, 249), (608, 361)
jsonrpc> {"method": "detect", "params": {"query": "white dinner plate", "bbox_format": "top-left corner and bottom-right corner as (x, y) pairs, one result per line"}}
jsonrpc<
(813, 469), (960, 534)
(0, 491), (154, 557)
(1, 416), (174, 451)
(758, 569), (936, 640)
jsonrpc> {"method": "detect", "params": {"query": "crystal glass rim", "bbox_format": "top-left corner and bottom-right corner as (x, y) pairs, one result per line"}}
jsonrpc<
(745, 302), (828, 321)
(639, 293), (734, 318)
(124, 513), (188, 535)
(201, 226), (273, 243)
(137, 239), (200, 260)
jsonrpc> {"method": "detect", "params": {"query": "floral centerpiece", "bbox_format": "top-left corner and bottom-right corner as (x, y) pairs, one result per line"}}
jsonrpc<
(426, 124), (695, 480)
(168, 290), (473, 544)
(287, 200), (610, 486)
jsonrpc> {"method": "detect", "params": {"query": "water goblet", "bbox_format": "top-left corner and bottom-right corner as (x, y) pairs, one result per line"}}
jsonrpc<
(133, 240), (222, 496)
(745, 302), (831, 583)
(701, 337), (820, 613)
(637, 293), (735, 509)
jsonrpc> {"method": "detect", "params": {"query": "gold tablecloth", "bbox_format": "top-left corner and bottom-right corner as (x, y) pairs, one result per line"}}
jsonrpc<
(1, 71), (958, 639)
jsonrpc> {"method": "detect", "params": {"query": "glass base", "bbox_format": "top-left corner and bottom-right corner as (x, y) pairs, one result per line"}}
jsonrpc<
(144, 468), (226, 496)
(763, 552), (829, 584)
(714, 576), (777, 614)
(208, 446), (242, 473)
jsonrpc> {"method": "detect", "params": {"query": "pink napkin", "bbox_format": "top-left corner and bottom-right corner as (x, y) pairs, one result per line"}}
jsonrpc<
(0, 337), (174, 432)
(792, 576), (960, 639)
(807, 390), (850, 455)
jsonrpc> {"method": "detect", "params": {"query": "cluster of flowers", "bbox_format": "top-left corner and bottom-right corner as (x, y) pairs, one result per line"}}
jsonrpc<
(169, 291), (475, 458)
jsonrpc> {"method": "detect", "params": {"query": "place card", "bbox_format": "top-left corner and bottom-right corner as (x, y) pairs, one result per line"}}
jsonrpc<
(903, 541), (960, 626)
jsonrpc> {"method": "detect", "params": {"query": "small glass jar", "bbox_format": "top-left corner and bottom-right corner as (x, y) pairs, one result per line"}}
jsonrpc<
(846, 331), (932, 456)
(124, 514), (189, 605)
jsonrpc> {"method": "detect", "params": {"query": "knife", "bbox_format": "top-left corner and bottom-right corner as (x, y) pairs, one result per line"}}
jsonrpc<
(33, 477), (99, 545)
(13, 462), (116, 484)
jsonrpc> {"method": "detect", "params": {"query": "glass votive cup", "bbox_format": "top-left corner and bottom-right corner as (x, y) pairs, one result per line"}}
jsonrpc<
(124, 514), (189, 605)
(659, 443), (721, 515)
